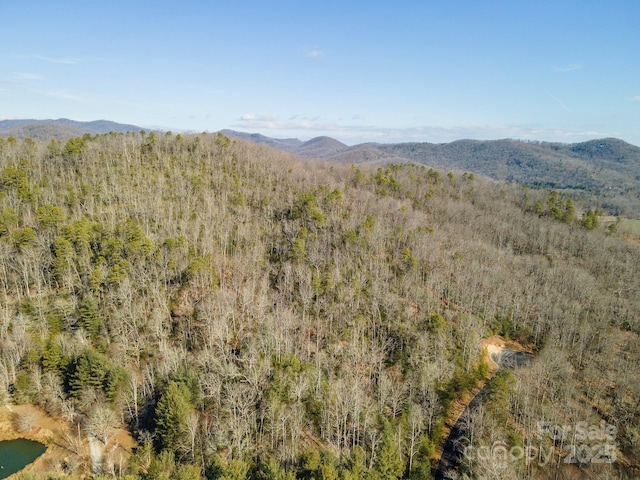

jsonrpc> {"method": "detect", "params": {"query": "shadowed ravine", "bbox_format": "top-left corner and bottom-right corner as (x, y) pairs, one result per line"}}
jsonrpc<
(434, 349), (534, 480)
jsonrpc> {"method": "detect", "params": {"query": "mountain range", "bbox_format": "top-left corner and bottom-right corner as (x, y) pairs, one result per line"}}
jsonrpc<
(223, 130), (640, 217)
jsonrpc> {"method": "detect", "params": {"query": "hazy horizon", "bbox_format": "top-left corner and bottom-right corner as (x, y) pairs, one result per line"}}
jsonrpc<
(2, 1), (639, 146)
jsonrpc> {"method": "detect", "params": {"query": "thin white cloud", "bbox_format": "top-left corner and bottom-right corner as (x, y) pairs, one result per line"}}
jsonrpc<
(554, 63), (583, 72)
(233, 117), (336, 135)
(625, 95), (640, 102)
(29, 88), (83, 101)
(34, 55), (80, 65)
(230, 116), (609, 145)
(239, 113), (278, 122)
(15, 73), (43, 81)
(547, 92), (571, 113)
(305, 49), (325, 58)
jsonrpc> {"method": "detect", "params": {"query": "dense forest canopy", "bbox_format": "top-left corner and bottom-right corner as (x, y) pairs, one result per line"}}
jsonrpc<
(0, 132), (638, 479)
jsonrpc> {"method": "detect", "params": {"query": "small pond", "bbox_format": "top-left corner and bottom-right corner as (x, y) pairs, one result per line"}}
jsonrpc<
(0, 439), (46, 479)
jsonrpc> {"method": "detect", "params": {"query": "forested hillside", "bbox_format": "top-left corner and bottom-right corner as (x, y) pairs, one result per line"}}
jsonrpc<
(0, 133), (638, 479)
(377, 138), (640, 217)
(223, 131), (640, 218)
(0, 119), (145, 141)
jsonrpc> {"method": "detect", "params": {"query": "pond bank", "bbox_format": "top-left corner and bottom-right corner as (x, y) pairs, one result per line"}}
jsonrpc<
(0, 404), (91, 478)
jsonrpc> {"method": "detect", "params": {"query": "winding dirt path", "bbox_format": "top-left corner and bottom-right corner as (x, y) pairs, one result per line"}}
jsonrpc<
(433, 337), (534, 479)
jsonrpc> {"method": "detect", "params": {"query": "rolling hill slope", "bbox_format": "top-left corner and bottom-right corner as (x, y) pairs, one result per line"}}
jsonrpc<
(0, 118), (146, 140)
(376, 138), (640, 216)
(224, 131), (640, 217)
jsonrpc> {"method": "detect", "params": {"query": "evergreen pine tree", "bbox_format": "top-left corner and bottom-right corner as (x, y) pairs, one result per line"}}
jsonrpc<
(155, 382), (191, 452)
(375, 423), (404, 480)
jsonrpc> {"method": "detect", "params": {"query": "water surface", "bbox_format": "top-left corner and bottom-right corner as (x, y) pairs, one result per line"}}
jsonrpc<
(0, 439), (46, 479)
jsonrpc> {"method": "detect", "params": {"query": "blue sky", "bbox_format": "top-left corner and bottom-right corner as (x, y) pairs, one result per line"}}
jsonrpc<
(2, 0), (639, 145)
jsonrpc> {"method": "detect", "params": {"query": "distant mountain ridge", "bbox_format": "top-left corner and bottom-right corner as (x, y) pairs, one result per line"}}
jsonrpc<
(220, 130), (303, 152)
(223, 130), (640, 217)
(295, 136), (347, 158)
(0, 118), (145, 140)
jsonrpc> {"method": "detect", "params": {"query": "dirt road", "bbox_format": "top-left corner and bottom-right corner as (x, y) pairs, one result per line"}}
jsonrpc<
(434, 340), (533, 479)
